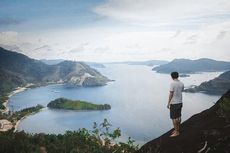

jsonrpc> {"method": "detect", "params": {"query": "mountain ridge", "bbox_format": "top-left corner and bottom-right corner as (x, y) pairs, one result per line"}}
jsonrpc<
(0, 47), (110, 102)
(153, 58), (230, 73)
(185, 70), (230, 95)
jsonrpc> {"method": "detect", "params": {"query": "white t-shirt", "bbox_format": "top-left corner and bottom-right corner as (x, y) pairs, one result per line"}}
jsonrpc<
(170, 80), (184, 104)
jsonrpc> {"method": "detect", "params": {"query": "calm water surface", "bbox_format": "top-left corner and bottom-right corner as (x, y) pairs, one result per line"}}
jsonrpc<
(8, 64), (221, 144)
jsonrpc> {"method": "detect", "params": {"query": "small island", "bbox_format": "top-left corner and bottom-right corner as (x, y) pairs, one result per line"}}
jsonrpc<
(47, 98), (111, 110)
(179, 74), (190, 78)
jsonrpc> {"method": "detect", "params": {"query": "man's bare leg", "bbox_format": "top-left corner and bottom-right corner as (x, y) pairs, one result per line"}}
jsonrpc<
(177, 117), (181, 132)
(170, 118), (180, 137)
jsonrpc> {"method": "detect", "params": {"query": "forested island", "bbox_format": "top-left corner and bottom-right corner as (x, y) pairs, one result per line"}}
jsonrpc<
(47, 98), (111, 110)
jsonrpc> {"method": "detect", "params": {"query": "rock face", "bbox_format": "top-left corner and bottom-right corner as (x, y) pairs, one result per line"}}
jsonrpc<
(153, 58), (230, 73)
(137, 90), (230, 153)
(185, 70), (230, 95)
(0, 119), (13, 132)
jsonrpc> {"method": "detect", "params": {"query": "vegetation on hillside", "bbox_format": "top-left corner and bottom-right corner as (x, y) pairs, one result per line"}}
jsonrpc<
(185, 70), (230, 95)
(0, 47), (111, 109)
(10, 104), (44, 121)
(47, 98), (111, 110)
(0, 119), (138, 153)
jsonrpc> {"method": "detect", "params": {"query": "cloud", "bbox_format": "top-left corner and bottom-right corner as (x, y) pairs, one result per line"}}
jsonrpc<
(94, 0), (230, 27)
(171, 30), (181, 38)
(69, 42), (90, 53)
(0, 31), (18, 44)
(34, 45), (52, 51)
(184, 34), (198, 44)
(0, 17), (22, 26)
(0, 44), (23, 52)
(216, 31), (227, 40)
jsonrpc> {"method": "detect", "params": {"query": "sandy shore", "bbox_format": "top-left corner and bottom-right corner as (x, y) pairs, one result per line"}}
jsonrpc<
(14, 116), (25, 132)
(13, 107), (46, 132)
(0, 84), (34, 132)
(1, 83), (34, 114)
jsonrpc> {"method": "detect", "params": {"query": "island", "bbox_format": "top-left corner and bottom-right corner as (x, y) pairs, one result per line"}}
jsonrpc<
(179, 74), (190, 77)
(47, 98), (111, 110)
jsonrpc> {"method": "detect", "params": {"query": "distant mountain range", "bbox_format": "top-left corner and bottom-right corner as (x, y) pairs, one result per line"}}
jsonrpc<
(0, 47), (110, 95)
(108, 60), (168, 66)
(138, 90), (230, 153)
(185, 70), (230, 95)
(153, 58), (230, 73)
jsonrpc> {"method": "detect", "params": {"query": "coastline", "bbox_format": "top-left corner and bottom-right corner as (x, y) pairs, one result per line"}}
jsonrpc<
(1, 83), (33, 114)
(0, 83), (64, 132)
(14, 107), (46, 132)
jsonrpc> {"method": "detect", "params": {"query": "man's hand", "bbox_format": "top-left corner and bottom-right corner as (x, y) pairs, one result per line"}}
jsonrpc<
(168, 91), (173, 109)
(167, 104), (170, 109)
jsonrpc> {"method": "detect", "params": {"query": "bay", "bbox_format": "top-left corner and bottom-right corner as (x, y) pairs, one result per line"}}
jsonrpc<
(8, 64), (221, 144)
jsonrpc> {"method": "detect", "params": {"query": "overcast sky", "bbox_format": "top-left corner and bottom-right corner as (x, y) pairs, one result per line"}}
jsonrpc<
(0, 0), (230, 62)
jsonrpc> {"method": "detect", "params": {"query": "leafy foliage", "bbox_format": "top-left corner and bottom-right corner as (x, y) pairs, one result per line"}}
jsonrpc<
(11, 104), (44, 121)
(47, 98), (111, 110)
(0, 119), (138, 153)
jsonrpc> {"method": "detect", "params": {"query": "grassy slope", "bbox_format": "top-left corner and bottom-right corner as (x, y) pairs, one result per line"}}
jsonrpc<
(47, 98), (111, 110)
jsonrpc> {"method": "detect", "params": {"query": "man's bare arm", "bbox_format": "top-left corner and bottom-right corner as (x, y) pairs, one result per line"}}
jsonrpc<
(167, 91), (174, 109)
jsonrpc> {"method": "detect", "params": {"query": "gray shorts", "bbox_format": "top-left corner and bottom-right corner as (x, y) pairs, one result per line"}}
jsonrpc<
(170, 103), (182, 119)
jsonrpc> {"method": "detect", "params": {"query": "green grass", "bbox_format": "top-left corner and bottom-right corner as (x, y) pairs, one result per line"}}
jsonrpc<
(47, 98), (111, 110)
(10, 104), (44, 122)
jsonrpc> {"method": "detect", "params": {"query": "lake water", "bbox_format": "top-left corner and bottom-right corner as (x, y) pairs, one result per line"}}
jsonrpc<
(8, 64), (221, 144)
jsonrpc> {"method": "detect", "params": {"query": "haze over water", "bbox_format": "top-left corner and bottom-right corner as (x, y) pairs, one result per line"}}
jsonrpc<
(8, 64), (221, 144)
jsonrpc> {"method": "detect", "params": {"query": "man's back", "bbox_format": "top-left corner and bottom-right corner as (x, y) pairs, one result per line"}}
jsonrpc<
(170, 80), (184, 104)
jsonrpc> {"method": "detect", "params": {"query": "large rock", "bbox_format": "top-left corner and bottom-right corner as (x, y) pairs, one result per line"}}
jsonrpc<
(137, 90), (230, 153)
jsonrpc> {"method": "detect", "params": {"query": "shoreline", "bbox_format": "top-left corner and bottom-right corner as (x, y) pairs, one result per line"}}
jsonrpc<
(0, 82), (64, 132)
(1, 83), (34, 114)
(14, 107), (46, 132)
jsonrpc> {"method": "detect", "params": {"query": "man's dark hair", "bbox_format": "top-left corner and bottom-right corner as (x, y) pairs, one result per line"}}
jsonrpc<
(171, 72), (179, 79)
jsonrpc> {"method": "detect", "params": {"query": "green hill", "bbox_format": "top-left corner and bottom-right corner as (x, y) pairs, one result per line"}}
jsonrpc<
(0, 47), (110, 108)
(47, 98), (111, 110)
(185, 70), (230, 95)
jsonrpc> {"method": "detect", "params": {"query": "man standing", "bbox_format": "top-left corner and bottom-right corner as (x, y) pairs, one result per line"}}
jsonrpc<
(167, 72), (184, 137)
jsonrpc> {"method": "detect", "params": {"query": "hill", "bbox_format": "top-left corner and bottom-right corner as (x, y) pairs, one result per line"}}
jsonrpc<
(137, 90), (230, 153)
(108, 60), (168, 66)
(153, 58), (230, 73)
(0, 47), (110, 108)
(40, 59), (65, 65)
(47, 98), (111, 110)
(185, 70), (230, 95)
